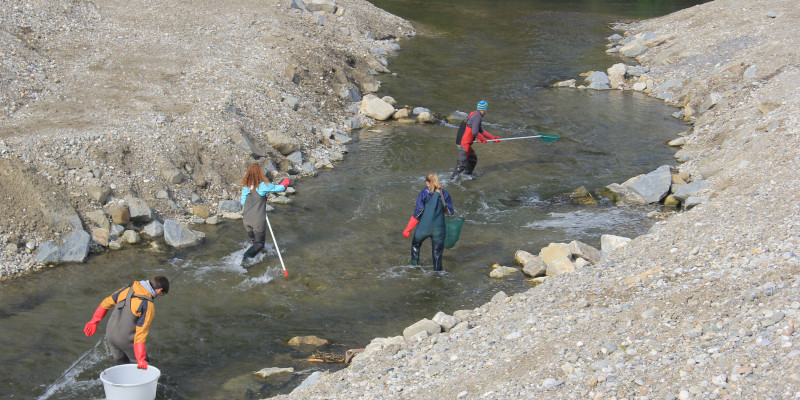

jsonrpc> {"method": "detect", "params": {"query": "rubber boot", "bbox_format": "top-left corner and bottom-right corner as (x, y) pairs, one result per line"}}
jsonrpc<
(410, 236), (422, 266)
(431, 237), (445, 271)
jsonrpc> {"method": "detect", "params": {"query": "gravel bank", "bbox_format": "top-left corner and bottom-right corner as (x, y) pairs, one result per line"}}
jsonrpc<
(269, 0), (800, 398)
(0, 0), (413, 278)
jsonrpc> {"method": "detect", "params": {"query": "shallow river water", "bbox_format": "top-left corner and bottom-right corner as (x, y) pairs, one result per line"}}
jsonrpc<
(0, 0), (707, 398)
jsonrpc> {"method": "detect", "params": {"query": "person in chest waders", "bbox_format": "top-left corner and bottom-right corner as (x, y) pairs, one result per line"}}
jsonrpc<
(450, 100), (500, 180)
(241, 164), (291, 259)
(83, 276), (169, 369)
(403, 173), (455, 271)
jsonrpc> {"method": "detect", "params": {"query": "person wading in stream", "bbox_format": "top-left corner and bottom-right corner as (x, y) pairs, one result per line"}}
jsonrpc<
(83, 276), (169, 370)
(403, 173), (455, 271)
(450, 100), (500, 180)
(241, 164), (291, 260)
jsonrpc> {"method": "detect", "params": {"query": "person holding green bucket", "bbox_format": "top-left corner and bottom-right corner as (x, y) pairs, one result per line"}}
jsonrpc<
(402, 173), (456, 271)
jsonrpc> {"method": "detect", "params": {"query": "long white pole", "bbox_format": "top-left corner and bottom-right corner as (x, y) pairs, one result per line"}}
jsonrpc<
(265, 212), (289, 277)
(480, 135), (544, 142)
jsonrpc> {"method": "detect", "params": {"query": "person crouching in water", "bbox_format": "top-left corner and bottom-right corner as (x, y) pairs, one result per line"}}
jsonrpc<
(241, 164), (291, 259)
(402, 173), (455, 271)
(83, 276), (169, 369)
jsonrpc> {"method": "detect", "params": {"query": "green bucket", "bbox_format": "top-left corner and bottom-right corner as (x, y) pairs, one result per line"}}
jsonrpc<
(443, 216), (464, 249)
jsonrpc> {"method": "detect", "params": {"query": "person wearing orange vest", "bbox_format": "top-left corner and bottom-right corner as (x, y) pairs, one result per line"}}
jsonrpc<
(83, 276), (169, 370)
(450, 100), (500, 179)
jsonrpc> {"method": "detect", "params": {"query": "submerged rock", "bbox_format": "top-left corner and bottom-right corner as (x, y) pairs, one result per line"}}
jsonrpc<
(288, 335), (329, 348)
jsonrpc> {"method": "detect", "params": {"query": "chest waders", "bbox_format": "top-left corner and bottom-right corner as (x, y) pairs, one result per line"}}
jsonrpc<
(451, 112), (480, 179)
(242, 188), (268, 259)
(106, 285), (152, 364)
(411, 192), (446, 271)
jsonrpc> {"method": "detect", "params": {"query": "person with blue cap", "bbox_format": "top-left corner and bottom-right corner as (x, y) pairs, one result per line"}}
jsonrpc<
(450, 100), (500, 179)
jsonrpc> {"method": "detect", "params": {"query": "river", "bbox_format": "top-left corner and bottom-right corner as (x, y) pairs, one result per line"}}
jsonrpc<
(0, 0), (706, 398)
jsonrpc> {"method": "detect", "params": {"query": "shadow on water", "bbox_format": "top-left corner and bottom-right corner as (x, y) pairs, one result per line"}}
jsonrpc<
(0, 0), (711, 398)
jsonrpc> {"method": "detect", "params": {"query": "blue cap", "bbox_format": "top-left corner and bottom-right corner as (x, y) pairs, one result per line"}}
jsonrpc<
(477, 100), (488, 110)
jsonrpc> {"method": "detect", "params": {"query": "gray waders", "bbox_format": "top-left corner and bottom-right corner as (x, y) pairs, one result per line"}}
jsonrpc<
(451, 145), (478, 179)
(411, 192), (446, 271)
(106, 285), (151, 364)
(242, 188), (268, 259)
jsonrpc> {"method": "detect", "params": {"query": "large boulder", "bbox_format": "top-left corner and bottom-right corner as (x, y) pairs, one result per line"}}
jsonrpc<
(568, 240), (601, 264)
(601, 234), (631, 253)
(34, 242), (61, 264)
(623, 165), (672, 204)
(584, 71), (610, 90)
(218, 200), (242, 213)
(607, 63), (627, 88)
(235, 127), (267, 158)
(60, 230), (91, 263)
(88, 183), (111, 204)
(266, 130), (301, 155)
(522, 258), (547, 277)
(540, 243), (575, 276)
(544, 257), (575, 276)
(143, 220), (164, 237)
(86, 209), (110, 229)
(598, 183), (647, 205)
(360, 95), (395, 121)
(163, 220), (205, 248)
(672, 179), (710, 202)
(126, 196), (155, 223)
(403, 318), (441, 341)
(432, 312), (461, 332)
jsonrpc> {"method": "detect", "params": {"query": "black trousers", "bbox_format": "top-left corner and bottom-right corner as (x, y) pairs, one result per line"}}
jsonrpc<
(244, 228), (266, 259)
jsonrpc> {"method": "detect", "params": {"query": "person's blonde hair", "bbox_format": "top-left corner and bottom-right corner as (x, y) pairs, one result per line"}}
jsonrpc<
(242, 164), (268, 188)
(425, 173), (441, 192)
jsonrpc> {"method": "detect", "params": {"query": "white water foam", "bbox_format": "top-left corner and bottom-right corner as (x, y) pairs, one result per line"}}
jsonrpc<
(237, 266), (284, 288)
(376, 264), (449, 280)
(525, 208), (643, 237)
(168, 242), (283, 289)
(37, 338), (108, 400)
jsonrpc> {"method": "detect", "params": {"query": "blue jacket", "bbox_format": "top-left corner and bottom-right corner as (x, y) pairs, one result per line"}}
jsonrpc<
(413, 188), (454, 219)
(241, 181), (286, 205)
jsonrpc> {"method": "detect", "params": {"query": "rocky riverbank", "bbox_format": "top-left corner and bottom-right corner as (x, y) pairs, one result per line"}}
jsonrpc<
(0, 0), (415, 278)
(267, 0), (800, 398)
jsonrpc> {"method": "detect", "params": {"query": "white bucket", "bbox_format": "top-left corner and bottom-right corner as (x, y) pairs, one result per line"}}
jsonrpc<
(100, 364), (161, 400)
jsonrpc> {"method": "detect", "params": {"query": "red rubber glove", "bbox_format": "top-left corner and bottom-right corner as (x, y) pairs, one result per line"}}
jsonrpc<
(487, 131), (500, 142)
(133, 342), (148, 369)
(84, 306), (108, 337)
(477, 134), (487, 144)
(403, 217), (419, 238)
(279, 178), (291, 188)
